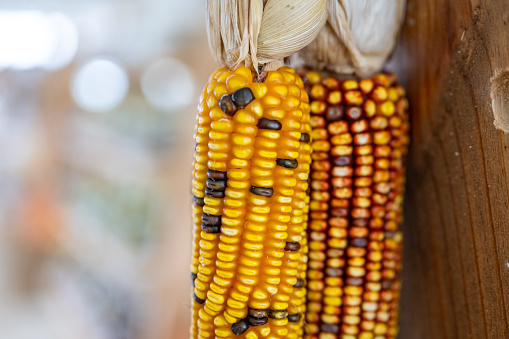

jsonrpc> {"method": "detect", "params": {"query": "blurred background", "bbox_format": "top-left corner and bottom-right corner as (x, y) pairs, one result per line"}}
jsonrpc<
(0, 0), (215, 338)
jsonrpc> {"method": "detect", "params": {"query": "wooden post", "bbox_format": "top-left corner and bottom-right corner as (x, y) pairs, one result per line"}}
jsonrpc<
(391, 1), (509, 338)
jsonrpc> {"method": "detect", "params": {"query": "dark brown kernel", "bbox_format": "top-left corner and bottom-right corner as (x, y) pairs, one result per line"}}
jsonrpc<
(192, 195), (205, 207)
(193, 293), (205, 304)
(327, 249), (344, 258)
(232, 87), (255, 108)
(248, 308), (269, 318)
(205, 187), (225, 198)
(325, 267), (343, 277)
(346, 106), (363, 120)
(330, 208), (348, 218)
(201, 213), (222, 226)
(288, 313), (302, 322)
(352, 219), (369, 227)
(268, 309), (288, 319)
(351, 238), (368, 247)
(201, 224), (221, 233)
(206, 178), (226, 191)
(257, 118), (282, 130)
(300, 132), (311, 143)
(247, 316), (268, 326)
(207, 169), (228, 181)
(332, 156), (353, 166)
(250, 186), (274, 197)
(231, 319), (250, 335)
(321, 323), (340, 333)
(325, 105), (343, 121)
(346, 277), (364, 286)
(294, 279), (305, 288)
(218, 94), (237, 116)
(382, 280), (393, 289)
(285, 241), (301, 251)
(276, 158), (298, 169)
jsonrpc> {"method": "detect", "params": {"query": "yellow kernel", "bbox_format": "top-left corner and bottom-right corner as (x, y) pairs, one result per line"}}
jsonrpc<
(249, 83), (268, 99)
(306, 71), (322, 84)
(214, 84), (228, 97)
(283, 97), (301, 110)
(378, 101), (395, 116)
(271, 84), (288, 97)
(211, 120), (234, 132)
(265, 71), (285, 84)
(262, 95), (281, 107)
(234, 110), (257, 124)
(264, 108), (285, 119)
(226, 75), (249, 91)
(234, 66), (252, 80)
(328, 91), (342, 104)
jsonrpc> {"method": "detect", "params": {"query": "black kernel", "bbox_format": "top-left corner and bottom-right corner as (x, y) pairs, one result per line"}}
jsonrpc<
(193, 293), (205, 304)
(201, 224), (221, 233)
(325, 105), (343, 121)
(207, 169), (228, 181)
(206, 178), (226, 191)
(257, 118), (282, 130)
(231, 319), (250, 335)
(294, 279), (305, 288)
(205, 187), (225, 198)
(321, 323), (339, 333)
(332, 156), (353, 166)
(218, 94), (237, 116)
(276, 158), (298, 169)
(284, 241), (301, 251)
(288, 313), (302, 322)
(346, 106), (363, 120)
(191, 272), (197, 287)
(250, 186), (274, 197)
(248, 308), (269, 318)
(299, 132), (311, 143)
(232, 87), (255, 108)
(247, 316), (268, 326)
(268, 309), (288, 319)
(201, 213), (222, 226)
(192, 195), (205, 207)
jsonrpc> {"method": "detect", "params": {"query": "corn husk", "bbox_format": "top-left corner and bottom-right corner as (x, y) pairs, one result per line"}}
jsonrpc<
(298, 0), (406, 77)
(206, 0), (327, 73)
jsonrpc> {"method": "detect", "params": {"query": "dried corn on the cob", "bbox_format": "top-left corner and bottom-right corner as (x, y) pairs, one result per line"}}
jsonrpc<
(299, 68), (409, 339)
(190, 66), (312, 339)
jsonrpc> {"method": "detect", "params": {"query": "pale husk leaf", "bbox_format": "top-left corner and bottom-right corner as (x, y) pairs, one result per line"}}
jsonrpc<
(206, 0), (327, 72)
(299, 0), (406, 77)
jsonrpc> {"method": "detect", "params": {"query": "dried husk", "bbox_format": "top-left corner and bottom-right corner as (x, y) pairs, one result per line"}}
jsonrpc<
(206, 0), (327, 73)
(298, 0), (406, 77)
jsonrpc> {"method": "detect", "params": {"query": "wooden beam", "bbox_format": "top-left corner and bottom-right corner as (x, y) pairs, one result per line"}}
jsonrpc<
(391, 1), (509, 337)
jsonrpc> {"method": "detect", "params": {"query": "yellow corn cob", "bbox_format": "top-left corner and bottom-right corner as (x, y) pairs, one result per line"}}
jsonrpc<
(299, 68), (409, 339)
(190, 66), (312, 339)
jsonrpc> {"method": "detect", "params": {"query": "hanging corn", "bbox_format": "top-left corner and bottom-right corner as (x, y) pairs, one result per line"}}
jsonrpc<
(298, 1), (408, 338)
(190, 1), (327, 338)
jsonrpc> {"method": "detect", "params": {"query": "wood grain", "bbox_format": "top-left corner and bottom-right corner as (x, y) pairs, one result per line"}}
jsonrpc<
(389, 1), (509, 338)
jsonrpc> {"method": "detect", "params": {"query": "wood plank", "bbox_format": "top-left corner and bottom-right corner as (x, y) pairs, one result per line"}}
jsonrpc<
(390, 0), (509, 337)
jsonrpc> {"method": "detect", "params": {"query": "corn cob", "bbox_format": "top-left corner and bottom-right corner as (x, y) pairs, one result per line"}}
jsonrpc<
(190, 65), (312, 339)
(299, 68), (409, 339)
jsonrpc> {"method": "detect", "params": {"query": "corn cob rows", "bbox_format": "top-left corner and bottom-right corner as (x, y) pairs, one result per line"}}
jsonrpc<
(190, 66), (312, 339)
(298, 69), (409, 339)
